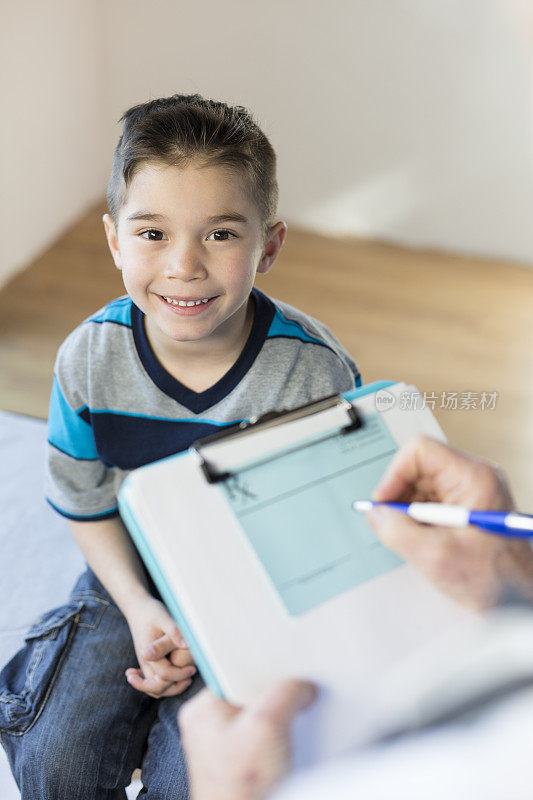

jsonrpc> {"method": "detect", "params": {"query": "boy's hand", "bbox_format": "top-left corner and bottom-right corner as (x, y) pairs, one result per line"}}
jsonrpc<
(125, 596), (197, 698)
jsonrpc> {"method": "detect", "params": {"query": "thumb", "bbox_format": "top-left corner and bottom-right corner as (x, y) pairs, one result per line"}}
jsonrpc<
(251, 680), (317, 731)
(162, 622), (188, 649)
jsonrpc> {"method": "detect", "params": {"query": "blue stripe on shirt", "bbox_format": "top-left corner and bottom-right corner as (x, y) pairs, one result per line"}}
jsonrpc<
(267, 309), (332, 349)
(48, 376), (98, 460)
(88, 409), (246, 426)
(86, 296), (132, 327)
(49, 379), (246, 469)
(46, 498), (119, 521)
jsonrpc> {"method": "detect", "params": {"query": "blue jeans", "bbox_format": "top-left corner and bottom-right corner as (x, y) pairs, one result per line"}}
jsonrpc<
(0, 567), (202, 799)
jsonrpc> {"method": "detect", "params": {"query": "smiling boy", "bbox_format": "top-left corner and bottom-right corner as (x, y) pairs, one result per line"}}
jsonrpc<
(105, 159), (284, 394)
(0, 95), (361, 799)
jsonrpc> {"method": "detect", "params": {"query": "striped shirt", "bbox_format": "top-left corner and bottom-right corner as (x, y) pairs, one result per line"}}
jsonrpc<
(46, 288), (361, 521)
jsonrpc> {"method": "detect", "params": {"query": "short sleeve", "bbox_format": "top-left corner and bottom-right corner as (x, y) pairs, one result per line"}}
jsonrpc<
(45, 333), (119, 521)
(267, 299), (362, 399)
(300, 315), (361, 390)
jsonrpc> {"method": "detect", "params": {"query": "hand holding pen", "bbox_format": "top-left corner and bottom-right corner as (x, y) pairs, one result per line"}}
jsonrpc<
(359, 436), (533, 610)
(353, 501), (533, 537)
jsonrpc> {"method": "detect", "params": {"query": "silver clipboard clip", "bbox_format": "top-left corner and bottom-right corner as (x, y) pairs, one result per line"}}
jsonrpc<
(190, 394), (363, 484)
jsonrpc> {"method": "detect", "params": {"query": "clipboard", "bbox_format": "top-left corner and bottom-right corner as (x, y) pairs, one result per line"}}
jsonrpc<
(118, 381), (474, 763)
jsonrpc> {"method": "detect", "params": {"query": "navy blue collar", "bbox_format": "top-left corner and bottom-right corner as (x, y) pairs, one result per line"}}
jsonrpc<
(131, 288), (275, 414)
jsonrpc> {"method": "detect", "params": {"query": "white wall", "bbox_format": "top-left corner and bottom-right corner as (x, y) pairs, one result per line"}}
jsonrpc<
(0, 0), (108, 287)
(3, 0), (533, 288)
(98, 0), (533, 265)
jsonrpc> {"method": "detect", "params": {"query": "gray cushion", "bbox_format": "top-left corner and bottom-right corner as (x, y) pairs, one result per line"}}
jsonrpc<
(0, 411), (85, 668)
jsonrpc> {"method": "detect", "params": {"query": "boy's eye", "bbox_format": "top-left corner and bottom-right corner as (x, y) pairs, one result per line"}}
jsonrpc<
(207, 229), (236, 242)
(140, 229), (166, 241)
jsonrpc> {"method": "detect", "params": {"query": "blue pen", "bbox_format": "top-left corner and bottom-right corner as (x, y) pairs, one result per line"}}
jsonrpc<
(352, 500), (533, 537)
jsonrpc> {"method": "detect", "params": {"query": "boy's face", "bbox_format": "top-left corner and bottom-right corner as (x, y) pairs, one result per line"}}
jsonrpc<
(103, 162), (285, 355)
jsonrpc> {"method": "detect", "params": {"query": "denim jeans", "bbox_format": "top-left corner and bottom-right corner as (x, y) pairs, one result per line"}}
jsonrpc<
(0, 567), (202, 799)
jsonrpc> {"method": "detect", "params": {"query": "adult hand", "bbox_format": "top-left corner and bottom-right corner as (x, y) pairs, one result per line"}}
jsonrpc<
(179, 681), (317, 800)
(367, 436), (533, 609)
(125, 596), (196, 697)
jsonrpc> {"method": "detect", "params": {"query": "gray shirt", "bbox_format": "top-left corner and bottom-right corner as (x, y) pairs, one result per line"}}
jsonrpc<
(46, 289), (361, 521)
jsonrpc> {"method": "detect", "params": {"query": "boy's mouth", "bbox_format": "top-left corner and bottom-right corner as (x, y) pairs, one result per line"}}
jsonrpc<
(157, 294), (218, 316)
(161, 295), (213, 307)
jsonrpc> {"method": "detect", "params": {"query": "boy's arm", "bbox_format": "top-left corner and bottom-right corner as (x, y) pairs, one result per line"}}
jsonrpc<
(69, 517), (196, 696)
(68, 516), (152, 618)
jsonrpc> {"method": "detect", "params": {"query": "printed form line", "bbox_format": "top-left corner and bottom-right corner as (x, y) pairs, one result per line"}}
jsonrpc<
(236, 448), (398, 518)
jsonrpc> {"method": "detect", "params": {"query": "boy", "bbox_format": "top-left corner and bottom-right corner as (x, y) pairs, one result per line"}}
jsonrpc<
(0, 94), (361, 799)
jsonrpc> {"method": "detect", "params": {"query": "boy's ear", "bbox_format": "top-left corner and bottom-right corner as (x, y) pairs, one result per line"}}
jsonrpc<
(257, 221), (287, 275)
(103, 214), (122, 270)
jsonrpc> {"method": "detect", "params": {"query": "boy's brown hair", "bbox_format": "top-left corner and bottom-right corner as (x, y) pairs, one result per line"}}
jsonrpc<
(107, 94), (278, 235)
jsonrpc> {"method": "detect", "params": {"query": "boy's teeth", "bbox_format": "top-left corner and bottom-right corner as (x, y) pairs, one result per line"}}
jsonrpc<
(164, 297), (210, 306)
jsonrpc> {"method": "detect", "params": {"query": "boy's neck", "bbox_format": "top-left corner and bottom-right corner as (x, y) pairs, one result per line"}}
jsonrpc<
(144, 296), (255, 393)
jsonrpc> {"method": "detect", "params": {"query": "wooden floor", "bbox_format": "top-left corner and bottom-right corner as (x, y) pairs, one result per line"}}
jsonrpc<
(1, 202), (532, 506)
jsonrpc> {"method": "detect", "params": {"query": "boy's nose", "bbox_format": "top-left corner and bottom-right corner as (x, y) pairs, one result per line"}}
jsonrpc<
(164, 246), (207, 281)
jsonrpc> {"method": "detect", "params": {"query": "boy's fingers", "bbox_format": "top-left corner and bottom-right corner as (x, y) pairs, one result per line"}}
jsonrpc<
(158, 678), (194, 697)
(163, 624), (188, 649)
(125, 668), (170, 696)
(142, 637), (171, 661)
(143, 633), (187, 661)
(169, 648), (195, 668)
(149, 658), (197, 683)
(126, 668), (192, 698)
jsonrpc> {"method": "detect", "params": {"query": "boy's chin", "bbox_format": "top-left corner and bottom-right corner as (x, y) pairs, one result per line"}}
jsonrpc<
(161, 324), (217, 345)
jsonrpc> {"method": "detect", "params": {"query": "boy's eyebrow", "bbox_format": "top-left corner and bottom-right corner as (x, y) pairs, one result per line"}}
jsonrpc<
(126, 211), (169, 223)
(205, 213), (249, 225)
(125, 211), (249, 225)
